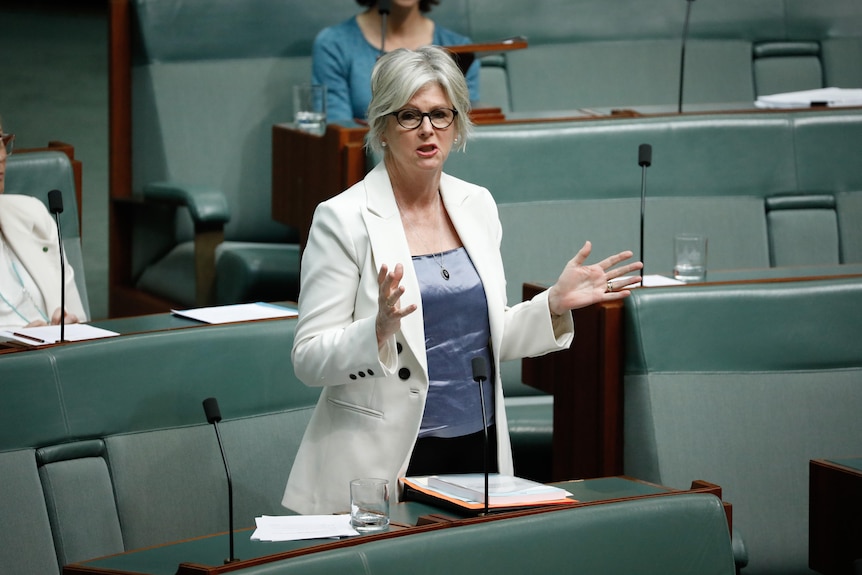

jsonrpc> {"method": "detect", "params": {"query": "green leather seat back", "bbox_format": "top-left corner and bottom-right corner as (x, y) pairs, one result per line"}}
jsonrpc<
(0, 351), (67, 451)
(249, 493), (735, 575)
(821, 37), (862, 87)
(127, 0), (361, 305)
(766, 194), (840, 266)
(836, 191), (862, 263)
(753, 42), (823, 97)
(0, 449), (60, 575)
(4, 151), (90, 318)
(36, 442), (124, 568)
(0, 317), (320, 557)
(623, 278), (862, 574)
(445, 114), (797, 204)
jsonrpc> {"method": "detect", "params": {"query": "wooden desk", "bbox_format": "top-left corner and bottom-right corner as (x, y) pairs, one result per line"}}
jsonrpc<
(810, 457), (862, 575)
(64, 476), (728, 575)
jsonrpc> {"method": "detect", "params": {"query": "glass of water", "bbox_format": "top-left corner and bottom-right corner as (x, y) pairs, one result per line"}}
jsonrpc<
(293, 84), (327, 135)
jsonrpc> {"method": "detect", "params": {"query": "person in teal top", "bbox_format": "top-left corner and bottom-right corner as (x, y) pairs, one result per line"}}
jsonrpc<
(312, 0), (481, 122)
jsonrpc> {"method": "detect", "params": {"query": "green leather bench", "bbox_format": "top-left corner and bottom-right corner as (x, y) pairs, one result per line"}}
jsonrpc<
(622, 276), (862, 575)
(460, 0), (862, 112)
(110, 0), (862, 316)
(233, 493), (736, 575)
(440, 108), (862, 486)
(0, 318), (738, 575)
(0, 318), (318, 574)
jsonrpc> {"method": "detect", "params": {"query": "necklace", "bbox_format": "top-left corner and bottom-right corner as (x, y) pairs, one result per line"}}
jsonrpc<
(396, 193), (451, 281)
(0, 237), (50, 324)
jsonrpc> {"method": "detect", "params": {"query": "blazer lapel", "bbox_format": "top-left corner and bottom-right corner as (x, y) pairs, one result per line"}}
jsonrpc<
(362, 163), (428, 375)
(440, 174), (505, 360)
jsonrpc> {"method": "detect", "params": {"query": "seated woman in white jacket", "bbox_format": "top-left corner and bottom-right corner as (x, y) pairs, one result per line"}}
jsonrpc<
(282, 46), (642, 515)
(0, 118), (86, 331)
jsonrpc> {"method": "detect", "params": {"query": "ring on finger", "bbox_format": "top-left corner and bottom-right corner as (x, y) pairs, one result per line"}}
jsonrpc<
(606, 280), (614, 293)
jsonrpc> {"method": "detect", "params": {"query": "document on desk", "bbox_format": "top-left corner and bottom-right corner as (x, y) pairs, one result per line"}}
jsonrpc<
(0, 324), (120, 346)
(401, 474), (575, 512)
(250, 515), (359, 541)
(755, 87), (862, 109)
(171, 302), (298, 324)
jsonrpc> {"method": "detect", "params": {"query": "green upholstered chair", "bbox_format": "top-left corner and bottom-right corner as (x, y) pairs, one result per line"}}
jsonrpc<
(766, 194), (840, 266)
(623, 278), (862, 574)
(107, 0), (363, 316)
(753, 41), (824, 98)
(4, 148), (90, 319)
(0, 315), (319, 572)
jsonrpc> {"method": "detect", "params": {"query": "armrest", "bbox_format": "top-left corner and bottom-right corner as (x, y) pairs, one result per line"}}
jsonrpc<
(142, 182), (229, 306)
(731, 526), (749, 569)
(143, 181), (231, 224)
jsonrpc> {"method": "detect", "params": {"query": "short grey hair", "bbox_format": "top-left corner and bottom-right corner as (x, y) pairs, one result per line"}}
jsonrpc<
(365, 45), (473, 156)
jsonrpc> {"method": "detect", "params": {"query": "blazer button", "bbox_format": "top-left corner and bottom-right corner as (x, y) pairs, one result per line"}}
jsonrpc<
(358, 371), (366, 377)
(367, 369), (375, 376)
(396, 342), (403, 354)
(349, 374), (357, 380)
(398, 367), (411, 380)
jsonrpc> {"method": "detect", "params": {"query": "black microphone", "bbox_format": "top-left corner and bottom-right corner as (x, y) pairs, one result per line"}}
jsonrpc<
(202, 397), (239, 564)
(378, 0), (392, 57)
(47, 189), (66, 342)
(471, 356), (490, 516)
(638, 144), (652, 281)
(677, 0), (696, 113)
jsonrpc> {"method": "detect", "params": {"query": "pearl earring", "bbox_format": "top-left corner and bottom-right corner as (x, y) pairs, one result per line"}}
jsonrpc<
(381, 141), (387, 147)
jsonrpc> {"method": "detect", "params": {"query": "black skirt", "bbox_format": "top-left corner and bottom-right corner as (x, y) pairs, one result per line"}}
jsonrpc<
(406, 425), (499, 477)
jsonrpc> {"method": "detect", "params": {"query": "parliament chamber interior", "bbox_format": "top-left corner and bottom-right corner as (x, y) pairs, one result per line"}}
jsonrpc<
(1, 0), (861, 574)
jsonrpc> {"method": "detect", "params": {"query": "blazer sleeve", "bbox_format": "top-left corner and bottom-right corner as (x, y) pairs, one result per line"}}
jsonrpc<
(291, 198), (398, 388)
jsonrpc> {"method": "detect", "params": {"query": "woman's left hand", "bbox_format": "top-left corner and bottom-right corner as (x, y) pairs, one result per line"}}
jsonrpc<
(547, 240), (643, 316)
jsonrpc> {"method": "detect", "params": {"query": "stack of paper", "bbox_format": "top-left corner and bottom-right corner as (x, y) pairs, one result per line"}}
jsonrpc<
(755, 87), (862, 109)
(401, 474), (574, 512)
(0, 324), (120, 346)
(426, 473), (572, 505)
(250, 515), (359, 542)
(171, 302), (298, 324)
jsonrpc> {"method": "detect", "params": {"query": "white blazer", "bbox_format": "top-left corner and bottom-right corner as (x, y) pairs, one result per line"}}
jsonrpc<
(282, 162), (573, 514)
(0, 194), (87, 324)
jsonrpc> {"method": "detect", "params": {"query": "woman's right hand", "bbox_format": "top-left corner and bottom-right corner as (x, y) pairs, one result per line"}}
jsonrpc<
(375, 263), (417, 346)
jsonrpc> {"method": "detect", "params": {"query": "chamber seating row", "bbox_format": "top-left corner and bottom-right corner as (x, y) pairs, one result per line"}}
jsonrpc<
(441, 107), (862, 439)
(109, 0), (862, 316)
(0, 319), (318, 574)
(221, 493), (736, 575)
(0, 317), (738, 575)
(623, 276), (862, 575)
(457, 0), (862, 113)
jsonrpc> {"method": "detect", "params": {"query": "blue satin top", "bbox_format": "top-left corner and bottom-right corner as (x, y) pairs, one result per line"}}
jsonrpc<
(414, 247), (495, 438)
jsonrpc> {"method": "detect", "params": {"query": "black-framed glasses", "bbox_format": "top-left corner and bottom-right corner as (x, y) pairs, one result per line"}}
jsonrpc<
(389, 108), (458, 130)
(1, 133), (14, 156)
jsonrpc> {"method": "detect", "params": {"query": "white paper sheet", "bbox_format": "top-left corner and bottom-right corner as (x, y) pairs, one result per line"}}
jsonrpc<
(171, 302), (298, 324)
(250, 515), (359, 542)
(755, 87), (862, 109)
(0, 323), (120, 346)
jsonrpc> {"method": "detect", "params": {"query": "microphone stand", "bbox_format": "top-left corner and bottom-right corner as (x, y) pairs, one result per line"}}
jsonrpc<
(678, 0), (696, 114)
(47, 190), (65, 342)
(471, 357), (490, 516)
(638, 144), (652, 280)
(378, 0), (391, 57)
(202, 398), (239, 564)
